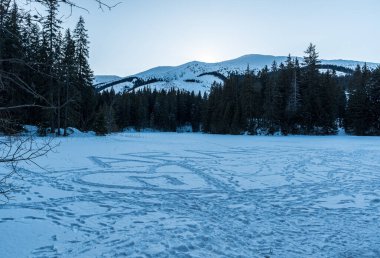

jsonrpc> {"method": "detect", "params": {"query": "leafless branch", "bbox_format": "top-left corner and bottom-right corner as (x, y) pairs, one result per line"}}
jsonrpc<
(0, 0), (120, 202)
(0, 128), (56, 203)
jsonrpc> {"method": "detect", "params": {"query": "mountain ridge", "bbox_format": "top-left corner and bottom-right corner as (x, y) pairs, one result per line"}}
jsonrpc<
(94, 54), (379, 94)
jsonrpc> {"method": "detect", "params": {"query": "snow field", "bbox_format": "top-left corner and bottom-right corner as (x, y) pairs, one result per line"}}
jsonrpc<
(1, 133), (380, 257)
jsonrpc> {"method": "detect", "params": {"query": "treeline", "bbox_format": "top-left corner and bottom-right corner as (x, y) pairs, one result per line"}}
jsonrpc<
(94, 88), (205, 135)
(204, 45), (347, 135)
(1, 2), (379, 136)
(97, 44), (380, 136)
(0, 1), (96, 135)
(207, 45), (380, 136)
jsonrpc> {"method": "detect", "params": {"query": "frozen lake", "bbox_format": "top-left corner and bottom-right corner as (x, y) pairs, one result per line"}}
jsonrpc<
(1, 133), (380, 257)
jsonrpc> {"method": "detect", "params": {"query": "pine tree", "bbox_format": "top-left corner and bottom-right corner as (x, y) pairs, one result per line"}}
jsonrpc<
(1, 2), (27, 130)
(263, 61), (281, 134)
(74, 16), (93, 88)
(93, 110), (107, 136)
(55, 30), (64, 135)
(286, 57), (301, 116)
(0, 1), (11, 66)
(241, 66), (255, 133)
(370, 66), (380, 133)
(318, 71), (339, 134)
(61, 29), (77, 135)
(345, 65), (371, 135)
(300, 43), (321, 133)
(73, 16), (95, 130)
(279, 56), (299, 134)
(41, 0), (61, 133)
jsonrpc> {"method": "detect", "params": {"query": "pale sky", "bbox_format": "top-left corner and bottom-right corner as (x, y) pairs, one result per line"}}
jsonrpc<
(62, 0), (380, 76)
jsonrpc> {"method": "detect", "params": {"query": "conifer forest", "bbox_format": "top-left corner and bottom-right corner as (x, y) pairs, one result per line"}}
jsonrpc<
(1, 2), (379, 136)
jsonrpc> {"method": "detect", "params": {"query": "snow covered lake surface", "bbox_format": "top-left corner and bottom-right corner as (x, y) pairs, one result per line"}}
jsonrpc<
(1, 133), (380, 257)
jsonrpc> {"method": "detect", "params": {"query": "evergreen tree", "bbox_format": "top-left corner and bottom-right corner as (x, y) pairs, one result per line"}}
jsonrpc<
(1, 2), (27, 130)
(73, 16), (95, 130)
(61, 29), (77, 135)
(370, 66), (380, 133)
(263, 61), (281, 134)
(241, 66), (255, 133)
(318, 71), (339, 134)
(73, 16), (93, 88)
(286, 57), (301, 117)
(41, 0), (61, 133)
(93, 110), (107, 136)
(300, 43), (321, 133)
(279, 56), (300, 134)
(345, 65), (372, 135)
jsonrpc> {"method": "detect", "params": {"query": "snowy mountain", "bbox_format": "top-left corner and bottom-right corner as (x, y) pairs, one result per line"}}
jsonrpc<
(94, 54), (379, 94)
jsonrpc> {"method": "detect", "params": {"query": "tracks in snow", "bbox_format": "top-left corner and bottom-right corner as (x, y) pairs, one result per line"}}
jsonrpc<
(1, 137), (380, 257)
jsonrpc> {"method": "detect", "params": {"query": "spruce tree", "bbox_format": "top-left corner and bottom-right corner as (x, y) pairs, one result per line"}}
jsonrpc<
(93, 110), (107, 136)
(263, 61), (281, 134)
(1, 2), (27, 130)
(370, 66), (380, 134)
(345, 65), (371, 135)
(61, 29), (77, 135)
(74, 16), (93, 88)
(301, 43), (321, 133)
(241, 66), (255, 133)
(41, 0), (61, 133)
(73, 16), (95, 130)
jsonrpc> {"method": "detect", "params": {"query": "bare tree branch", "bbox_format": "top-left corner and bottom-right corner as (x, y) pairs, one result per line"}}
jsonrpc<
(0, 0), (121, 201)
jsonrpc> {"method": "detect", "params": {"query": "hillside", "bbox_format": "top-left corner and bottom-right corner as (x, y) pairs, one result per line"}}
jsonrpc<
(94, 54), (379, 94)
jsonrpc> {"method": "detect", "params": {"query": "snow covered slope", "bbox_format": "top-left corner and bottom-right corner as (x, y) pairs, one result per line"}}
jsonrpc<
(93, 75), (122, 85)
(94, 54), (379, 94)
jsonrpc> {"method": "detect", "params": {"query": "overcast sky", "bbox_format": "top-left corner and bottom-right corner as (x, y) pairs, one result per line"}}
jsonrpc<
(63, 0), (380, 76)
